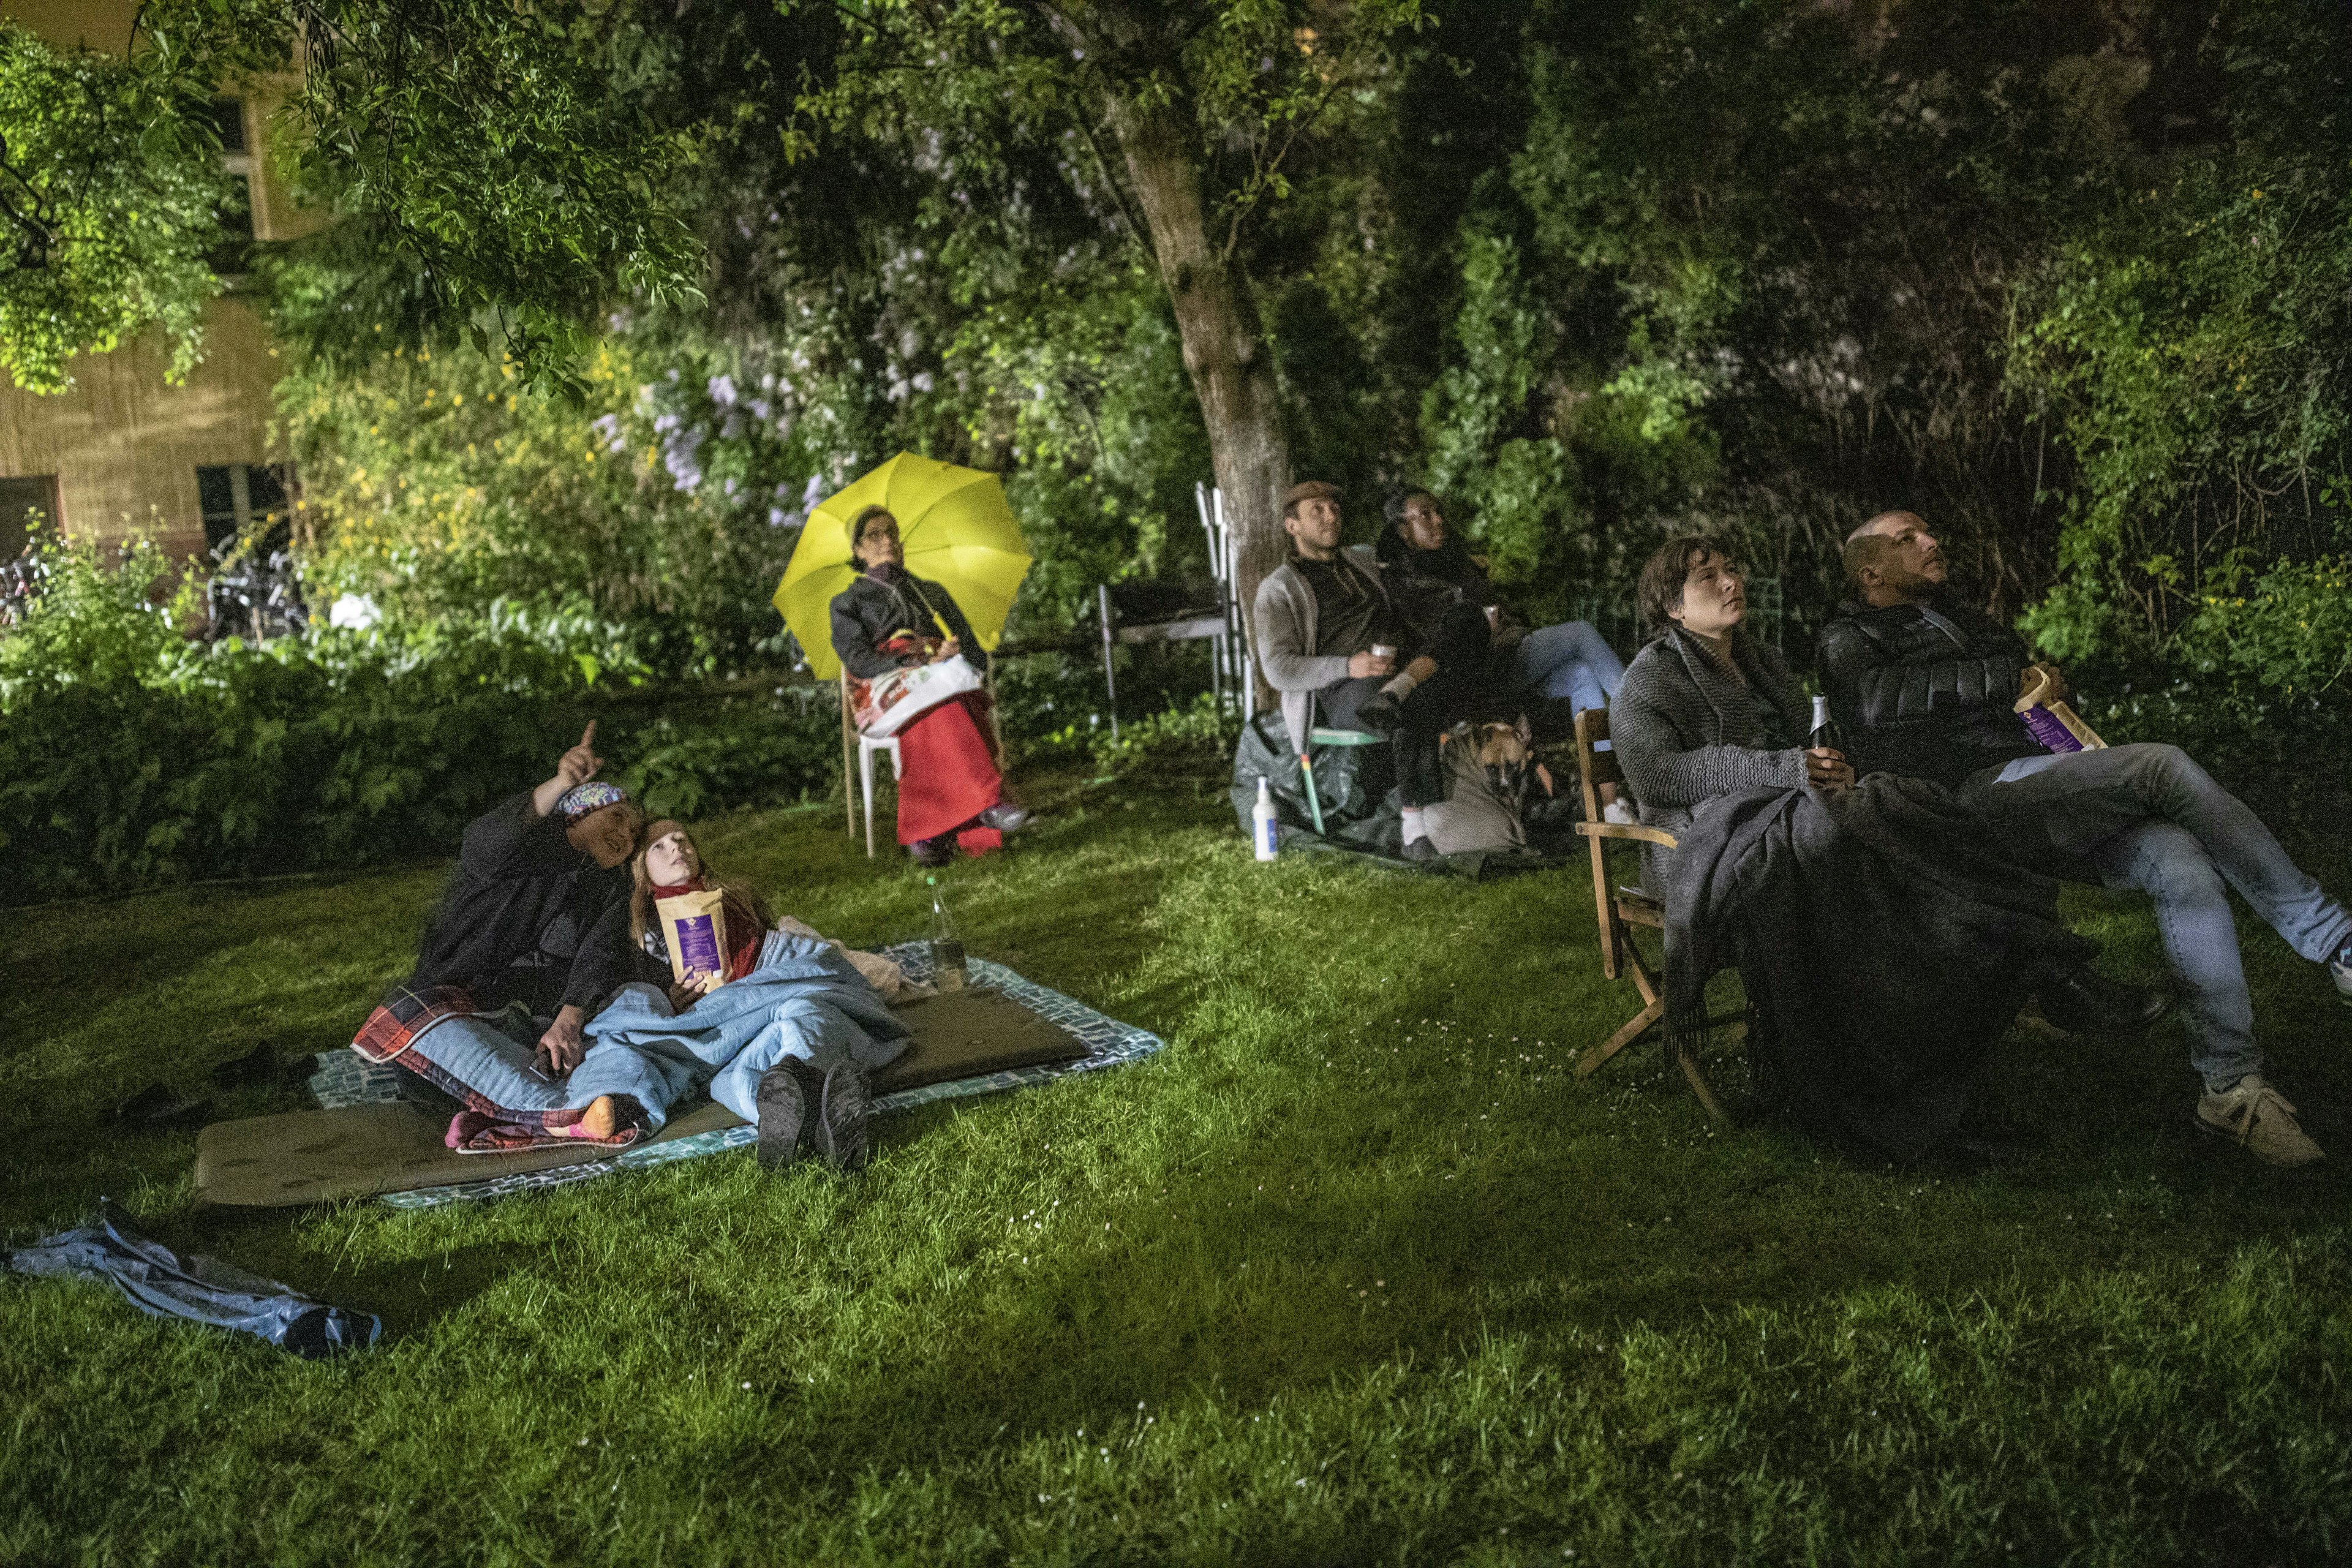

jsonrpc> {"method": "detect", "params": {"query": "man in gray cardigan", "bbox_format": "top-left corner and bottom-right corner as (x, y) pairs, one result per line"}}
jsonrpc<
(1254, 480), (1496, 855)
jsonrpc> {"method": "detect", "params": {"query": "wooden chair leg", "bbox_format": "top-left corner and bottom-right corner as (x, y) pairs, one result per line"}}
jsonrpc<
(840, 680), (856, 837)
(1577, 994), (1664, 1077)
(1676, 1041), (1731, 1123)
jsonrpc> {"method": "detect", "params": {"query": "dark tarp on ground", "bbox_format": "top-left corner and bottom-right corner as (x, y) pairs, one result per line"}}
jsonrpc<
(1227, 713), (1566, 879)
(6, 1200), (381, 1357)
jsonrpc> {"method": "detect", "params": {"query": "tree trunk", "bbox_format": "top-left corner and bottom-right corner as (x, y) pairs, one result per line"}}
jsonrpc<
(1101, 92), (1289, 700)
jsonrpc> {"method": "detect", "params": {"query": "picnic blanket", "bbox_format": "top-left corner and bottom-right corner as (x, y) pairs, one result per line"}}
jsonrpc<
(197, 945), (1163, 1210)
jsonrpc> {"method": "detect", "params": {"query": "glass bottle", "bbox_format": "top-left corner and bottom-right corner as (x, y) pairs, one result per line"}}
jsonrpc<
(926, 876), (967, 991)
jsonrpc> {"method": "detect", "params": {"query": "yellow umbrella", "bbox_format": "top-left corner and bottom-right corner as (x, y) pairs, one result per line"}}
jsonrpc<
(774, 453), (1032, 680)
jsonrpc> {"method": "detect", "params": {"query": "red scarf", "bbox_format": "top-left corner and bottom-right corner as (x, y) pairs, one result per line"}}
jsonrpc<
(649, 878), (763, 981)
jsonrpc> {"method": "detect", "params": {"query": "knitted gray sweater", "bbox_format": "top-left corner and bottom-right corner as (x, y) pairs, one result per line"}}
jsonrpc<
(1611, 625), (1811, 839)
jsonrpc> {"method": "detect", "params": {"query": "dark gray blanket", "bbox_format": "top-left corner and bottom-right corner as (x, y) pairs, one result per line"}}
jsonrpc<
(1662, 774), (2093, 1159)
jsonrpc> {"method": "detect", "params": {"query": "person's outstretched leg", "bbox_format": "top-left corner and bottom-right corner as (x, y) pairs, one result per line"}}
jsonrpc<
(1983, 744), (2352, 967)
(1511, 620), (1627, 712)
(2126, 744), (2352, 967)
(2091, 822), (2258, 1090)
(2091, 820), (2323, 1166)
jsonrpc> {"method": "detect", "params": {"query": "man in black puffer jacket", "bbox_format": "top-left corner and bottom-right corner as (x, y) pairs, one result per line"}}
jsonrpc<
(1819, 510), (2352, 1168)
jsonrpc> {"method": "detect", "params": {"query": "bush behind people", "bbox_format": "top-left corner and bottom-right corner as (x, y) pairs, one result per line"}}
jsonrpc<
(0, 537), (837, 902)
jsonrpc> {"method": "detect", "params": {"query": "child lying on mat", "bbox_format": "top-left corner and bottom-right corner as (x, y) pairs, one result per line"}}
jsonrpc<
(633, 821), (928, 1005)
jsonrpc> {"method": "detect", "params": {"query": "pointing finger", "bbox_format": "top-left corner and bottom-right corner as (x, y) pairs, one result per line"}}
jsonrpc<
(580, 720), (597, 749)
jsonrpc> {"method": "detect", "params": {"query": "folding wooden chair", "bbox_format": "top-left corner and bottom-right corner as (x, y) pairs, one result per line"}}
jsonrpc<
(1569, 707), (1732, 1121)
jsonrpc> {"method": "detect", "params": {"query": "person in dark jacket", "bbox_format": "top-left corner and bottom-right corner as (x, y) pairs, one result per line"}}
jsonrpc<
(829, 505), (1028, 866)
(1377, 489), (1628, 725)
(401, 722), (644, 1074)
(1819, 509), (2352, 1166)
(1254, 481), (1502, 858)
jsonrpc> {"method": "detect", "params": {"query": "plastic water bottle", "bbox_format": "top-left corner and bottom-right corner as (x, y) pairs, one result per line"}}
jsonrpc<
(1252, 777), (1280, 861)
(925, 876), (967, 991)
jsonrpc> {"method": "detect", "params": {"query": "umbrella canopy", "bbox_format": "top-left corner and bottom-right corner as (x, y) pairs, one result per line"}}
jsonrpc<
(774, 453), (1032, 680)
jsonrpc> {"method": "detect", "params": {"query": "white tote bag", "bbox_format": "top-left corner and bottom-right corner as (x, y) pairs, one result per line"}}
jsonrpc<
(855, 657), (984, 737)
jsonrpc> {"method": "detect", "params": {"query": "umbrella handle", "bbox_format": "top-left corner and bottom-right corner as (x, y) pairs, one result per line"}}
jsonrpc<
(902, 577), (958, 646)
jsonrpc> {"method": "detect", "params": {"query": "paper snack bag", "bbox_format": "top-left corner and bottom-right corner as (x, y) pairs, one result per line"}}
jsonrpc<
(2015, 666), (2108, 753)
(654, 889), (731, 989)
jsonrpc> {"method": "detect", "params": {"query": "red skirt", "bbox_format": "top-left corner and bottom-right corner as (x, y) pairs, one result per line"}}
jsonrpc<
(890, 692), (1005, 853)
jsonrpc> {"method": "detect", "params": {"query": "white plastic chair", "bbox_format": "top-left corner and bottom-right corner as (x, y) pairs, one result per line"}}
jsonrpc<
(839, 668), (903, 859)
(856, 729), (902, 859)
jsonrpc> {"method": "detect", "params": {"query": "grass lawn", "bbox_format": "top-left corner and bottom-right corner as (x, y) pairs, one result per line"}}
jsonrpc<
(4, 769), (2351, 1565)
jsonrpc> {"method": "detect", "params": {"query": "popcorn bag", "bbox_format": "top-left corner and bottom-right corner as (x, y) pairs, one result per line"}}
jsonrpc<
(2015, 666), (2107, 754)
(654, 889), (731, 989)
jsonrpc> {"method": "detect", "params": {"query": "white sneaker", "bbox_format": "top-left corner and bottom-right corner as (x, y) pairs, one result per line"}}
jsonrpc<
(1602, 799), (1637, 826)
(2195, 1074), (2324, 1167)
(2329, 956), (2352, 1008)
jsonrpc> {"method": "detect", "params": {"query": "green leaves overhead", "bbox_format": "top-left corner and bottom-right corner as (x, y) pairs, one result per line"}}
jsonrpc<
(0, 21), (233, 393)
(284, 0), (706, 386)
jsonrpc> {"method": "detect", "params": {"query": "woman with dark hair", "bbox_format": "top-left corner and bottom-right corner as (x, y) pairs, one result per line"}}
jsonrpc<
(828, 504), (1029, 865)
(1610, 535), (1850, 839)
(1378, 490), (1627, 723)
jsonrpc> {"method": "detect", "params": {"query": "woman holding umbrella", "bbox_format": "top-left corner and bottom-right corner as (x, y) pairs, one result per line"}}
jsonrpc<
(830, 504), (1030, 865)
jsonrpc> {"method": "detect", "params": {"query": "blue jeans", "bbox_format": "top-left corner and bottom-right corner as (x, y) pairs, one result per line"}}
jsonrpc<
(405, 1008), (703, 1131)
(1510, 621), (1626, 717)
(1961, 744), (2352, 1090)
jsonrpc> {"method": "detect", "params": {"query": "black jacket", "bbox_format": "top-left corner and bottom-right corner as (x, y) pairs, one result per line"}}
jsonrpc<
(406, 792), (638, 1014)
(1373, 533), (1525, 647)
(1815, 597), (2043, 788)
(827, 570), (983, 681)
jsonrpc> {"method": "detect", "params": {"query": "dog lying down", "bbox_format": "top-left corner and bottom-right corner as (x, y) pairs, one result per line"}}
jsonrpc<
(1422, 718), (1550, 854)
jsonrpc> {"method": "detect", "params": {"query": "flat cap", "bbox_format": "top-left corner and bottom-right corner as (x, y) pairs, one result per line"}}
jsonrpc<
(1281, 480), (1342, 511)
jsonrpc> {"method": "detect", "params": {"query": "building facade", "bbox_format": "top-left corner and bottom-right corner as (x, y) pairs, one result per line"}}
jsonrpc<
(0, 0), (317, 564)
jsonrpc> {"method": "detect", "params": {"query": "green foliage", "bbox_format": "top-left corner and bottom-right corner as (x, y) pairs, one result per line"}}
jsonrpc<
(0, 533), (836, 900)
(0, 21), (232, 393)
(277, 0), (706, 383)
(611, 698), (839, 824)
(2008, 13), (2352, 657)
(278, 326), (808, 672)
(1087, 690), (1240, 777)
(2176, 555), (2352, 703)
(0, 531), (190, 699)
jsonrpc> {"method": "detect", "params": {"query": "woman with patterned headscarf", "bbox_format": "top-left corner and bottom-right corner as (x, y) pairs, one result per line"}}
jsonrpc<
(366, 723), (646, 1069)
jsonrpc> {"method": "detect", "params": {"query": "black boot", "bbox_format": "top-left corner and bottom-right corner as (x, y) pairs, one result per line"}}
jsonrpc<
(753, 1061), (816, 1171)
(2036, 967), (2171, 1036)
(812, 1060), (874, 1172)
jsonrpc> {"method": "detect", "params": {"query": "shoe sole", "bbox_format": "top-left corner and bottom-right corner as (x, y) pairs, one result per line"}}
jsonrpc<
(754, 1071), (807, 1172)
(815, 1066), (872, 1172)
(2190, 1108), (2324, 1167)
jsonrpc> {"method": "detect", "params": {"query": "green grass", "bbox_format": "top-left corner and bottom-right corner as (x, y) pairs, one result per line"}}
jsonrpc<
(4, 772), (2351, 1565)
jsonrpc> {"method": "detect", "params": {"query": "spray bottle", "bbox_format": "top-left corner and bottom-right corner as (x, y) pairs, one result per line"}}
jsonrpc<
(1252, 777), (1280, 861)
